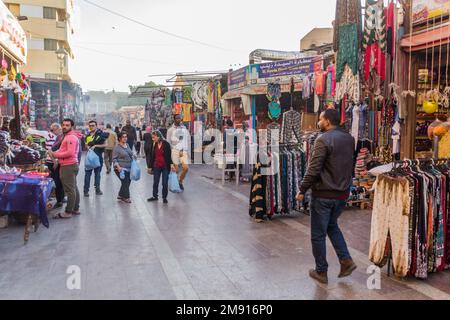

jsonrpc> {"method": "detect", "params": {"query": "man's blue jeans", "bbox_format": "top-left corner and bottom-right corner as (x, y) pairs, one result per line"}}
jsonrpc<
(310, 197), (352, 273)
(84, 157), (103, 193)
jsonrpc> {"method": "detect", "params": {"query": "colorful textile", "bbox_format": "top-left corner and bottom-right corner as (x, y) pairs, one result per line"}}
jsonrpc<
(334, 0), (362, 52)
(363, 0), (386, 51)
(0, 177), (53, 228)
(336, 24), (359, 82)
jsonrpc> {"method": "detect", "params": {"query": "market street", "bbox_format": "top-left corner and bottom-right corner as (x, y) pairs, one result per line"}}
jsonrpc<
(0, 160), (449, 300)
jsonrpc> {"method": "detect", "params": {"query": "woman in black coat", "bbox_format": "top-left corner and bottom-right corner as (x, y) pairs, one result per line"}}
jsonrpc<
(147, 130), (173, 204)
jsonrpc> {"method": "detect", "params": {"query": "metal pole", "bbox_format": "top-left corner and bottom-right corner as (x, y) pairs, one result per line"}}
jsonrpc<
(59, 81), (63, 123)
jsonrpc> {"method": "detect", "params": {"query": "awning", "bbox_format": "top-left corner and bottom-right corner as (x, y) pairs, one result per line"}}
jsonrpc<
(401, 25), (450, 52)
(222, 82), (304, 100)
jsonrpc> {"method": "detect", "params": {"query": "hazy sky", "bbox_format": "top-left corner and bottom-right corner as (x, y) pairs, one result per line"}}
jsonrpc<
(70, 0), (336, 92)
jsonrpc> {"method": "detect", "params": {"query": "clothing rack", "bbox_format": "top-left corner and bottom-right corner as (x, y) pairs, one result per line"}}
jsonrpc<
(384, 157), (449, 278)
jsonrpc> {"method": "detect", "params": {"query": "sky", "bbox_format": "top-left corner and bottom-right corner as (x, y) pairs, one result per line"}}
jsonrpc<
(70, 0), (336, 93)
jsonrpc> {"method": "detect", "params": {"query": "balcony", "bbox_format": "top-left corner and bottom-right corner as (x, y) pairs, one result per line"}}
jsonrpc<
(22, 17), (71, 44)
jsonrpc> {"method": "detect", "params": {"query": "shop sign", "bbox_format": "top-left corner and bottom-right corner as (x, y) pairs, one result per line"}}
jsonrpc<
(228, 66), (248, 90)
(257, 57), (314, 80)
(413, 0), (450, 24)
(0, 1), (27, 64)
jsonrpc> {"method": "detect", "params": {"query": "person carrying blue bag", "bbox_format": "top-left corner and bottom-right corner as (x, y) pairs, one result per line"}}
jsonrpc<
(84, 121), (108, 197)
(147, 130), (174, 204)
(112, 132), (136, 204)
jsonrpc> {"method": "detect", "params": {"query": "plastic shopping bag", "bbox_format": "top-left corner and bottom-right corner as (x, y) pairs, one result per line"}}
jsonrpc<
(130, 160), (141, 181)
(169, 172), (182, 193)
(85, 150), (101, 171)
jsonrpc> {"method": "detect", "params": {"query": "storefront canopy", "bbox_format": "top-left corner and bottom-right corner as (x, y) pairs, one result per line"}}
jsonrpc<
(401, 25), (450, 52)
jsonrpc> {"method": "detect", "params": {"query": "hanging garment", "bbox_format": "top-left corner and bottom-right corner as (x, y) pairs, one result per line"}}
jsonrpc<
(241, 94), (252, 116)
(327, 64), (336, 98)
(336, 65), (361, 104)
(370, 175), (411, 278)
(182, 104), (192, 122)
(392, 121), (401, 155)
(385, 2), (395, 56)
(207, 83), (214, 113)
(249, 161), (267, 220)
(173, 103), (182, 115)
(280, 110), (302, 144)
(334, 0), (362, 52)
(364, 43), (386, 82)
(351, 104), (360, 146)
(314, 93), (320, 113)
(302, 75), (311, 100)
(336, 23), (360, 82)
(268, 100), (282, 120)
(363, 0), (387, 51)
(174, 90), (183, 104)
(315, 71), (326, 96)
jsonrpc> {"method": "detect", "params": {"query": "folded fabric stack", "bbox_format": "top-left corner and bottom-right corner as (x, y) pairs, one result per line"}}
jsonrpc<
(9, 145), (41, 165)
(355, 148), (372, 179)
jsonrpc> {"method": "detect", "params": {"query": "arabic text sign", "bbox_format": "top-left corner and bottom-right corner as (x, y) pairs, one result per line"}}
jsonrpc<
(413, 0), (450, 24)
(258, 58), (313, 79)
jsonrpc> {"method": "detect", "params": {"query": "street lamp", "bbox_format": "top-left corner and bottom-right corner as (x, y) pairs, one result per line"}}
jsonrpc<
(55, 47), (68, 122)
(56, 47), (68, 79)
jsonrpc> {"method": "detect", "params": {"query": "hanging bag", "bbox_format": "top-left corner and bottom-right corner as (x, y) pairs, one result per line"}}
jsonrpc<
(130, 159), (141, 181)
(85, 149), (101, 170)
(169, 172), (182, 193)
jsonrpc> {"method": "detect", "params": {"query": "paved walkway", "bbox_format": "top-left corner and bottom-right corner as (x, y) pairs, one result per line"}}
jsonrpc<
(0, 160), (449, 300)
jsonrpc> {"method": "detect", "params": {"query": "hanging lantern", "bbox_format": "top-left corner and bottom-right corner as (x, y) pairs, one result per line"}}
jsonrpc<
(423, 100), (438, 114)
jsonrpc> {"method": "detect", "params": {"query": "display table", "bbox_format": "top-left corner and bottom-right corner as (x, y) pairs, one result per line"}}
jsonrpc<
(0, 176), (53, 243)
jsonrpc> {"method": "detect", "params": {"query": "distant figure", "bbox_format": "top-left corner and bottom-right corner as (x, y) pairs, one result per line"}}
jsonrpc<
(104, 124), (118, 174)
(122, 120), (137, 151)
(112, 132), (136, 204)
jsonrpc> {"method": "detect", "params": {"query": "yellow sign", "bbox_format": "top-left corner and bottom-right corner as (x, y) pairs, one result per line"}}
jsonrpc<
(413, 0), (450, 24)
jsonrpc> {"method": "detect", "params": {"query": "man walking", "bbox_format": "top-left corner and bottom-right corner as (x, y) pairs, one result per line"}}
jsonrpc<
(122, 120), (137, 151)
(49, 119), (81, 219)
(84, 121), (108, 197)
(167, 114), (190, 190)
(296, 109), (357, 284)
(104, 124), (117, 174)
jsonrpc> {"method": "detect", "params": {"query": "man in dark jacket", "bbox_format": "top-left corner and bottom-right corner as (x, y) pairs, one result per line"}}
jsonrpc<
(296, 109), (357, 284)
(84, 121), (108, 197)
(122, 120), (137, 151)
(147, 130), (173, 204)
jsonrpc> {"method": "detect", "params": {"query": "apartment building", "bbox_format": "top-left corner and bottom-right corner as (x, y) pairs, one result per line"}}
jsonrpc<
(4, 0), (74, 81)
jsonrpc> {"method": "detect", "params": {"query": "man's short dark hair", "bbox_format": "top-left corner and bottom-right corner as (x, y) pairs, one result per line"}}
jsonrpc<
(89, 120), (98, 126)
(63, 118), (75, 127)
(322, 109), (341, 126)
(226, 119), (234, 127)
(106, 123), (112, 129)
(174, 114), (181, 120)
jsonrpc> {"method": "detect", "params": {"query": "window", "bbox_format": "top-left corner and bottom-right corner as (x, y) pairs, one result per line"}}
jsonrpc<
(20, 5), (43, 18)
(28, 39), (44, 50)
(6, 4), (20, 16)
(43, 7), (56, 19)
(44, 39), (57, 51)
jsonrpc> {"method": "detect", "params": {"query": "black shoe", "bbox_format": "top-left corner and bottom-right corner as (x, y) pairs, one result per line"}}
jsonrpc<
(163, 199), (168, 204)
(179, 183), (184, 191)
(147, 197), (158, 202)
(96, 190), (104, 196)
(106, 170), (111, 174)
(84, 192), (89, 197)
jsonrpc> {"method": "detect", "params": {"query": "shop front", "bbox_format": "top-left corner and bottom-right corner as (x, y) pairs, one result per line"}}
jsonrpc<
(0, 2), (54, 242)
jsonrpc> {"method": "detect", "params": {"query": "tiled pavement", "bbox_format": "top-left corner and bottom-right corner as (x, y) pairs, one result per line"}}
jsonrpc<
(0, 160), (449, 300)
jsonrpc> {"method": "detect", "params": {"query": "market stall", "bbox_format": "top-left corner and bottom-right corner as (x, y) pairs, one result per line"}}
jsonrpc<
(0, 3), (54, 243)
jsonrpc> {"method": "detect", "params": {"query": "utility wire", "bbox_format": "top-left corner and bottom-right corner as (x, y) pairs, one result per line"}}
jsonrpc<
(73, 45), (187, 66)
(81, 0), (238, 53)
